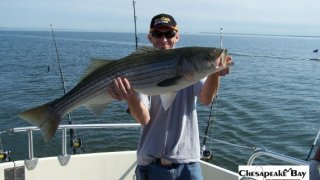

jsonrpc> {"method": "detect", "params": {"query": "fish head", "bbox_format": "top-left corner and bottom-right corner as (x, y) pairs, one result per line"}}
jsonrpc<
(180, 47), (229, 80)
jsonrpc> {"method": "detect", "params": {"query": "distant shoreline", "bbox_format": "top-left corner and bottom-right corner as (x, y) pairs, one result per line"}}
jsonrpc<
(1, 27), (319, 38)
(199, 32), (320, 38)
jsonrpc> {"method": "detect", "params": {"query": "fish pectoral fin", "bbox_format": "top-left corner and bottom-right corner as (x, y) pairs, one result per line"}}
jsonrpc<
(160, 92), (177, 111)
(157, 76), (182, 87)
(85, 94), (113, 116)
(128, 46), (158, 56)
(86, 103), (110, 116)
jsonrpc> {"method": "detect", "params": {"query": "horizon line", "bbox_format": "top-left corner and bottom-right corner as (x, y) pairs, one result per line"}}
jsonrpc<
(1, 27), (319, 38)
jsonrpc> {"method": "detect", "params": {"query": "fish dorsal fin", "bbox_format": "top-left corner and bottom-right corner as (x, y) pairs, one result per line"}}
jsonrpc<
(134, 46), (158, 54)
(160, 92), (177, 111)
(80, 58), (114, 82)
(123, 46), (159, 59)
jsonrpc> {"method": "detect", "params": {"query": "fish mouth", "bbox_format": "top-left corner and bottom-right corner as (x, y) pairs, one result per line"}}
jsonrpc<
(215, 51), (234, 69)
(214, 58), (234, 71)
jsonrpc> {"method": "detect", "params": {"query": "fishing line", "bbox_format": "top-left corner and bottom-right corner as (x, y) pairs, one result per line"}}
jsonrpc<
(306, 128), (320, 161)
(200, 27), (224, 160)
(50, 25), (67, 95)
(199, 134), (258, 151)
(209, 95), (218, 151)
(50, 25), (85, 154)
(47, 31), (55, 72)
(0, 135), (3, 150)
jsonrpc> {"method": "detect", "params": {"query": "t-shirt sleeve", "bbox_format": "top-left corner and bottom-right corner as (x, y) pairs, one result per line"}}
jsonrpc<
(193, 77), (206, 97)
(126, 92), (150, 114)
(138, 93), (151, 110)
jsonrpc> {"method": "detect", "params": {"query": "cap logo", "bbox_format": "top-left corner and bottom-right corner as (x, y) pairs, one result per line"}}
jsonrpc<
(154, 17), (171, 26)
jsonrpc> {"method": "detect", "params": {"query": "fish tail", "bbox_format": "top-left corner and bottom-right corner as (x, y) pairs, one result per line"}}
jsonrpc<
(19, 102), (61, 141)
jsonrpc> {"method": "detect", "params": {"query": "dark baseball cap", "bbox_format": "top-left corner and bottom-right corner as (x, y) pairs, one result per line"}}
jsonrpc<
(149, 13), (179, 33)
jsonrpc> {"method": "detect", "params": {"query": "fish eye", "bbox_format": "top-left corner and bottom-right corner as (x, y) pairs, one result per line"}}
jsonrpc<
(207, 54), (214, 60)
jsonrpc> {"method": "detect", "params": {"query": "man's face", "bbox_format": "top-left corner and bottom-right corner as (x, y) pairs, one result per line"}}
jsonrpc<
(148, 26), (180, 50)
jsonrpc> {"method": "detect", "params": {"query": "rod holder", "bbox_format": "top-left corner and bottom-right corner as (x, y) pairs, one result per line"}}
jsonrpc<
(25, 129), (38, 170)
(58, 128), (71, 166)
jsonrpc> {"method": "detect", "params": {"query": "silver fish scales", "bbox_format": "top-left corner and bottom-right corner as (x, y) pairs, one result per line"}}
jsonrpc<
(19, 46), (232, 141)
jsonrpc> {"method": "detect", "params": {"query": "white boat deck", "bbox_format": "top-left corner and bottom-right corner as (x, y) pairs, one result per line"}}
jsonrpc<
(0, 151), (238, 180)
(1, 123), (312, 180)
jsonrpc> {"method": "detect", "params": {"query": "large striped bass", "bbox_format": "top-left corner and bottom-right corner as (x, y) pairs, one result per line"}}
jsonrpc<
(19, 46), (232, 141)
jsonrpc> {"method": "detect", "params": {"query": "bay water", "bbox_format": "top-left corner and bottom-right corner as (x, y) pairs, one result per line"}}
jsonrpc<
(0, 30), (319, 171)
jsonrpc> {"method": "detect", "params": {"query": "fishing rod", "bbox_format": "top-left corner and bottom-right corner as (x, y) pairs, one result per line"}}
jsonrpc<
(201, 27), (223, 160)
(220, 27), (223, 49)
(306, 128), (320, 161)
(132, 0), (139, 50)
(50, 25), (85, 154)
(201, 96), (217, 160)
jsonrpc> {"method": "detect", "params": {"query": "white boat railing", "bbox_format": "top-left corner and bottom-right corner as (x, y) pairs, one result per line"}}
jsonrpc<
(247, 148), (309, 166)
(199, 134), (309, 166)
(6, 123), (141, 170)
(2, 123), (310, 170)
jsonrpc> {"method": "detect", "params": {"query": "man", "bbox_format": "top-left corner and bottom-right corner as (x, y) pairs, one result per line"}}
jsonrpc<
(108, 13), (232, 180)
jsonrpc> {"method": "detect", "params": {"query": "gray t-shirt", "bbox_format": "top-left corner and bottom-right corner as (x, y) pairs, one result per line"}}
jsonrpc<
(137, 78), (206, 165)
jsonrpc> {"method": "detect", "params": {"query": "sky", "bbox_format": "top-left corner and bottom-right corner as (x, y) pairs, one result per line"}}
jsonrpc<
(1, 0), (319, 36)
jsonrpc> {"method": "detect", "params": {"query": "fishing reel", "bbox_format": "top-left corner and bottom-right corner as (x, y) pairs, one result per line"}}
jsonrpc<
(0, 150), (11, 162)
(70, 137), (86, 153)
(201, 145), (213, 160)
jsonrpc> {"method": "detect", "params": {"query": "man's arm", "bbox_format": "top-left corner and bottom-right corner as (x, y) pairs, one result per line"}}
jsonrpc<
(199, 74), (220, 106)
(126, 92), (150, 125)
(199, 56), (232, 106)
(107, 77), (150, 125)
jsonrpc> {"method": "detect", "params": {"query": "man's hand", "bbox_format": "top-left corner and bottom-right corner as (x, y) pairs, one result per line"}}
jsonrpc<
(215, 56), (232, 77)
(107, 77), (133, 100)
(200, 55), (232, 106)
(107, 77), (150, 125)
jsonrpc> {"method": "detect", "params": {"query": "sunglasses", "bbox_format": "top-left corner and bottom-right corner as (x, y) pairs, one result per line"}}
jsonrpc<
(151, 30), (176, 39)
